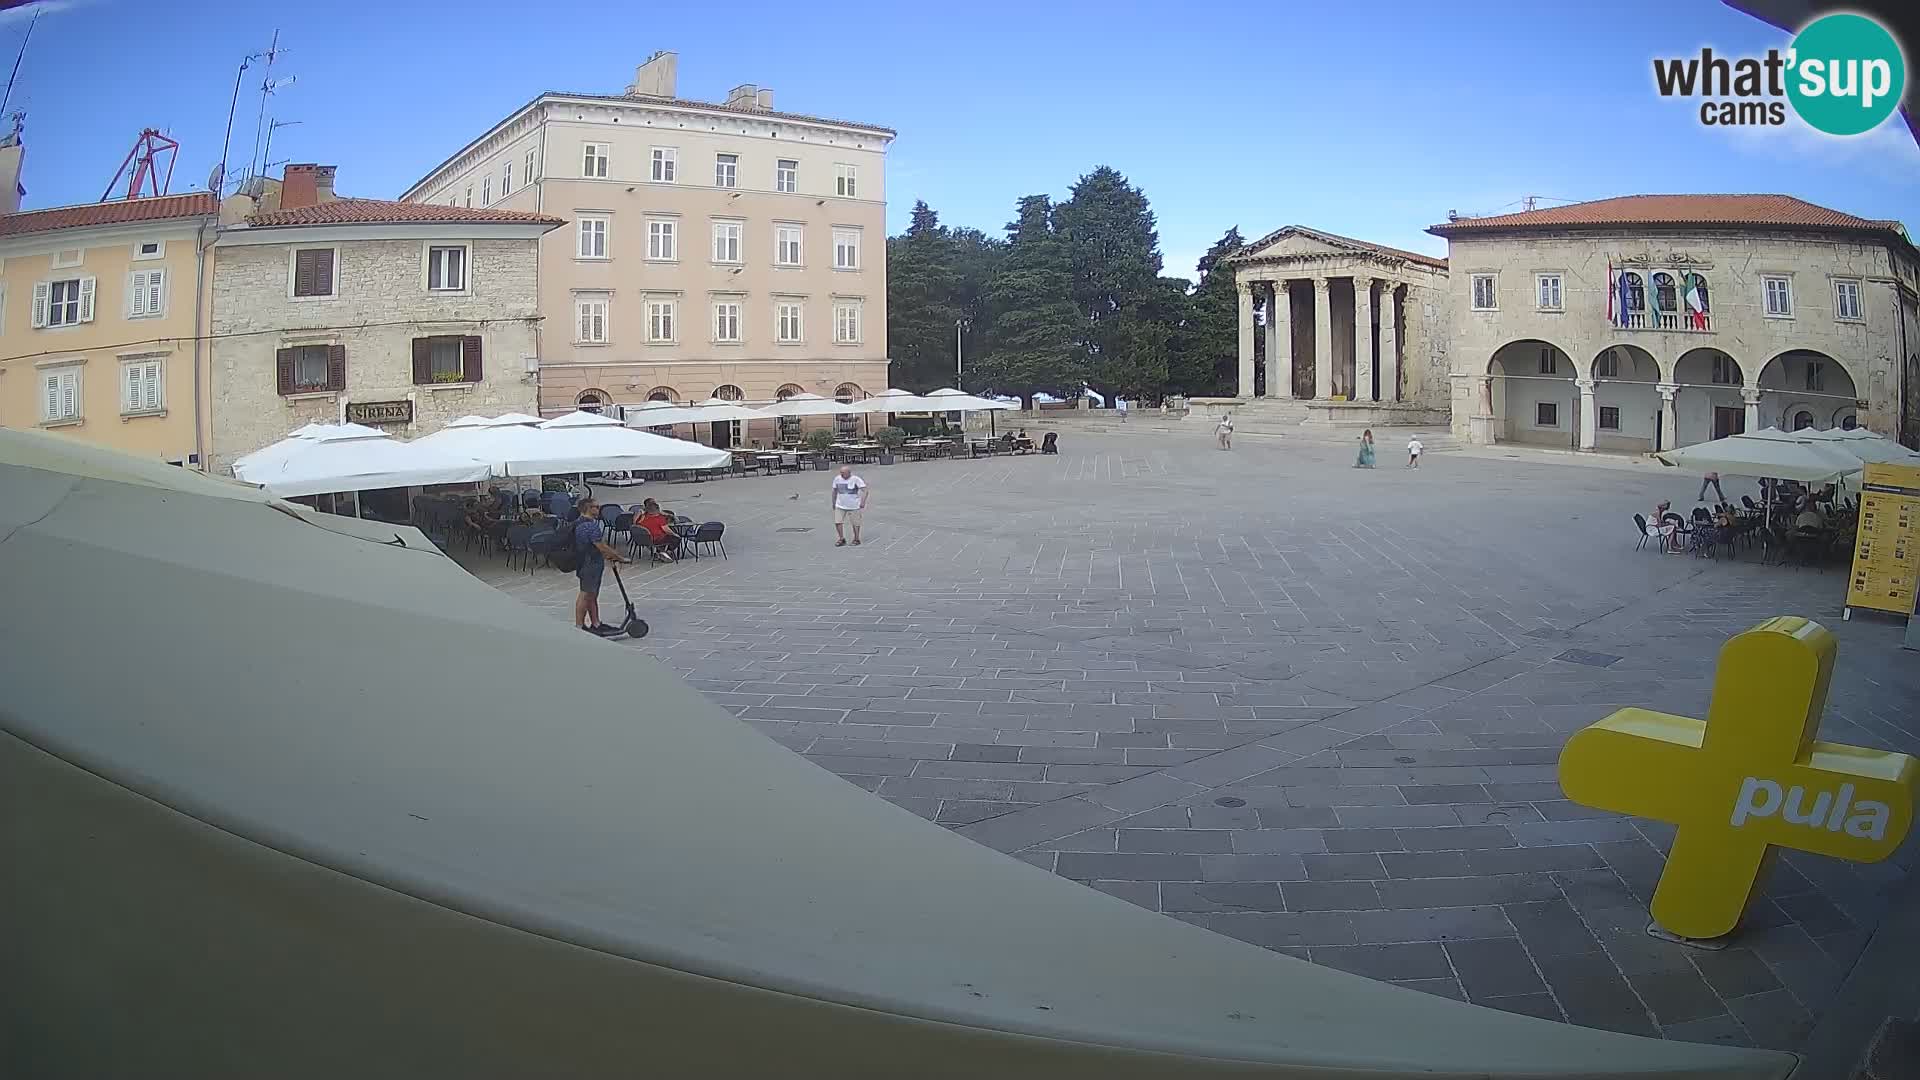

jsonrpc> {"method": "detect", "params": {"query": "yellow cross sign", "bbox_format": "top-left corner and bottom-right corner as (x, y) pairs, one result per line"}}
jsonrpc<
(1558, 617), (1917, 941)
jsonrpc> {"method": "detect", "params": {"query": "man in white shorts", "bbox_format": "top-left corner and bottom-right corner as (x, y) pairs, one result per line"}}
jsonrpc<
(830, 464), (869, 547)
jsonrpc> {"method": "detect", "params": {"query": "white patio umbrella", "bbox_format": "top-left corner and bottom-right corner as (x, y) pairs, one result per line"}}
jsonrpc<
(925, 387), (1019, 412)
(853, 388), (941, 413)
(540, 409), (626, 429)
(1, 426), (1780, 1080)
(1795, 427), (1920, 466)
(232, 428), (492, 499)
(420, 419), (729, 476)
(230, 422), (387, 474)
(1655, 431), (1863, 485)
(755, 392), (860, 418)
(687, 400), (775, 422)
(443, 412), (544, 430)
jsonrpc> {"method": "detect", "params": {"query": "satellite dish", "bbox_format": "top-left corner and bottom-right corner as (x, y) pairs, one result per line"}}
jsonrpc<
(207, 163), (224, 192)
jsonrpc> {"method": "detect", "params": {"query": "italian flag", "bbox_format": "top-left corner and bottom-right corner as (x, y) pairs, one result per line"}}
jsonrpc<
(1682, 272), (1707, 329)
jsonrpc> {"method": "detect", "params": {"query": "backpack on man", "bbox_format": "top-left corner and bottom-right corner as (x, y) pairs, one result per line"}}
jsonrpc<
(547, 519), (588, 573)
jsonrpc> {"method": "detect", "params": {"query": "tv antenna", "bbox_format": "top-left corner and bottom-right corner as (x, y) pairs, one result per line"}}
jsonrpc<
(0, 5), (38, 118)
(102, 129), (180, 200)
(260, 118), (302, 175)
(243, 30), (291, 188)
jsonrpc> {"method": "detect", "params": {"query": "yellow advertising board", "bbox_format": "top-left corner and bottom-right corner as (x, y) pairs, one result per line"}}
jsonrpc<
(1846, 462), (1920, 618)
(1558, 618), (1917, 941)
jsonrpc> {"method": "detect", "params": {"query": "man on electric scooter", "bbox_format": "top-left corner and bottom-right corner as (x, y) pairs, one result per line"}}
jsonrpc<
(571, 498), (628, 637)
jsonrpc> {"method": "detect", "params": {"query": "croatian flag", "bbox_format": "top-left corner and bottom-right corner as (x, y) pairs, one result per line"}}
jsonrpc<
(1606, 262), (1616, 327)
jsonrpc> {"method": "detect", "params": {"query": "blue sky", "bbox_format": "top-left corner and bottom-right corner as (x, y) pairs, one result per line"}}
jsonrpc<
(7, 0), (1916, 281)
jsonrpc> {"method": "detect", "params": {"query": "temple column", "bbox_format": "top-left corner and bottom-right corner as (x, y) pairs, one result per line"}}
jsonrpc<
(1236, 281), (1256, 399)
(1269, 282), (1293, 399)
(1577, 378), (1598, 451)
(1378, 282), (1398, 403)
(1353, 278), (1375, 402)
(1658, 383), (1679, 451)
(1742, 387), (1762, 433)
(1313, 277), (1333, 400)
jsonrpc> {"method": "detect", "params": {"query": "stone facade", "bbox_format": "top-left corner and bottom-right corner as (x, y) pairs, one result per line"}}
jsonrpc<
(398, 52), (894, 424)
(209, 233), (546, 470)
(1431, 216), (1920, 452)
(1228, 227), (1452, 425)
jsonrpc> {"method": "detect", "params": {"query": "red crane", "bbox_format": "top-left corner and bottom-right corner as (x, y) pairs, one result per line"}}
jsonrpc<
(102, 128), (179, 201)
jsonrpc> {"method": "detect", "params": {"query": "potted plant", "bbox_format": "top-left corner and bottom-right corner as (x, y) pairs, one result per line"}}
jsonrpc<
(874, 426), (906, 465)
(803, 428), (836, 470)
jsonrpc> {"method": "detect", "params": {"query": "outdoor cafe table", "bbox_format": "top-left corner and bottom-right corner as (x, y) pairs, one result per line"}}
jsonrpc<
(833, 442), (881, 463)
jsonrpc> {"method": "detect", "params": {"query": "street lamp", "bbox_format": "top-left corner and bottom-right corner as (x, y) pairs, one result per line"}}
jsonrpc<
(955, 318), (970, 383)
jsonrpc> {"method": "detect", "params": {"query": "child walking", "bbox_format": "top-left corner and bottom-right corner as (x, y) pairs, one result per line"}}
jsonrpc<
(1405, 435), (1424, 469)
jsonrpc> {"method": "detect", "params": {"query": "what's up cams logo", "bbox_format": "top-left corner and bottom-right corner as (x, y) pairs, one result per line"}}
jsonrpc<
(1654, 12), (1906, 135)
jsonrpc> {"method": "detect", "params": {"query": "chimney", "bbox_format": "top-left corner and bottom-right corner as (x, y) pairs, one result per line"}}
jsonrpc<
(725, 83), (758, 109)
(280, 164), (337, 210)
(755, 87), (774, 111)
(627, 50), (678, 99)
(0, 138), (22, 216)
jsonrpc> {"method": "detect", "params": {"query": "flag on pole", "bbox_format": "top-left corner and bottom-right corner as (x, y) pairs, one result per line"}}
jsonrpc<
(1606, 262), (1615, 327)
(1681, 272), (1708, 330)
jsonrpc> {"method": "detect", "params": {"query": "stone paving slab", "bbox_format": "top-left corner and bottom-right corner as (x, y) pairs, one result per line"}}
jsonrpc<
(464, 431), (1919, 1056)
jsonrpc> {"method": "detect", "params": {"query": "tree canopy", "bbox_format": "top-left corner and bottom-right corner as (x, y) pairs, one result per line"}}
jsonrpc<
(886, 170), (1241, 402)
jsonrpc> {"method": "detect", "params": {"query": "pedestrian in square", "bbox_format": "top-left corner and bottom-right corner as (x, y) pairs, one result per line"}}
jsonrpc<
(830, 464), (869, 547)
(570, 498), (626, 636)
(1697, 470), (1725, 504)
(1216, 412), (1233, 450)
(1406, 434), (1424, 469)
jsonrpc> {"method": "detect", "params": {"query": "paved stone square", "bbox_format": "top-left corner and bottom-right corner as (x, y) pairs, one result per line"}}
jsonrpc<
(468, 430), (1918, 1056)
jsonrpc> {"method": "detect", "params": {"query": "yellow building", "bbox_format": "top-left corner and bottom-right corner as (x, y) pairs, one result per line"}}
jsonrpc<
(0, 191), (218, 465)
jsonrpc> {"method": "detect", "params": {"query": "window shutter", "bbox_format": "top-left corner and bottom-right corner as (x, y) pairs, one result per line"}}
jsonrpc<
(326, 344), (347, 392)
(32, 282), (48, 327)
(144, 362), (161, 411)
(129, 272), (147, 317)
(294, 252), (314, 296)
(78, 276), (96, 322)
(462, 335), (483, 383)
(151, 270), (166, 313)
(60, 372), (76, 419)
(124, 363), (140, 411)
(315, 250), (334, 296)
(45, 373), (60, 418)
(412, 338), (432, 385)
(276, 348), (296, 395)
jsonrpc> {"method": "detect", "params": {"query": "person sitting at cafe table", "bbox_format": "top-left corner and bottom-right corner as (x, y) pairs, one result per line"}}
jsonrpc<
(1794, 498), (1826, 531)
(636, 498), (682, 560)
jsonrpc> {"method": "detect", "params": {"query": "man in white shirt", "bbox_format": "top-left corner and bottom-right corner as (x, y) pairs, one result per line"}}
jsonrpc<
(1406, 435), (1424, 469)
(830, 465), (869, 547)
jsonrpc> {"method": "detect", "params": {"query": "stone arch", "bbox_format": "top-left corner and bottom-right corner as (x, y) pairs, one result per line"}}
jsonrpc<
(1672, 347), (1747, 446)
(576, 388), (610, 414)
(1755, 350), (1858, 432)
(833, 382), (863, 402)
(1589, 344), (1660, 451)
(711, 384), (745, 401)
(1482, 340), (1579, 448)
(645, 386), (678, 402)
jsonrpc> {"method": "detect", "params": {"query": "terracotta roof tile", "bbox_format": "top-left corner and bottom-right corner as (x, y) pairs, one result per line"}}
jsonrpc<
(1428, 194), (1905, 237)
(0, 193), (217, 238)
(246, 197), (563, 228)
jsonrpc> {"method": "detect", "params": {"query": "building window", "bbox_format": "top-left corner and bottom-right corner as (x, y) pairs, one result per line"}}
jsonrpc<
(426, 245), (467, 291)
(834, 301), (862, 344)
(775, 224), (803, 266)
(776, 302), (803, 343)
(291, 248), (336, 298)
(647, 300), (676, 343)
(33, 276), (96, 327)
(41, 367), (80, 422)
(833, 228), (860, 270)
(482, 177), (491, 204)
(713, 301), (741, 343)
(647, 219), (677, 261)
(775, 159), (797, 193)
(1536, 401), (1558, 427)
(1470, 274), (1496, 311)
(1593, 352), (1617, 378)
(524, 148), (537, 185)
(834, 163), (858, 197)
(1763, 276), (1793, 317)
(501, 161), (513, 196)
(277, 343), (342, 395)
(651, 147), (676, 183)
(775, 385), (803, 439)
(127, 268), (166, 318)
(1712, 355), (1739, 384)
(122, 357), (164, 415)
(464, 187), (473, 207)
(575, 296), (609, 344)
(1834, 279), (1862, 321)
(1621, 272), (1646, 319)
(1598, 406), (1620, 431)
(714, 153), (738, 188)
(1535, 273), (1562, 311)
(577, 217), (608, 259)
(582, 142), (609, 178)
(1537, 349), (1556, 375)
(834, 383), (861, 437)
(133, 240), (164, 260)
(1652, 272), (1677, 318)
(412, 335), (480, 384)
(1805, 359), (1825, 392)
(712, 220), (742, 263)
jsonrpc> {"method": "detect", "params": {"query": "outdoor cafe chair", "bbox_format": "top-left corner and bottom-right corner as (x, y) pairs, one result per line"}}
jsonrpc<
(504, 525), (533, 572)
(1632, 514), (1658, 552)
(687, 522), (727, 559)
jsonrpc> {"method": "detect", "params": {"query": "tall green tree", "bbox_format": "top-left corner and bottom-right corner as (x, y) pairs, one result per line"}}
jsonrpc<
(1053, 166), (1165, 398)
(1180, 227), (1247, 395)
(885, 200), (961, 391)
(974, 195), (1084, 401)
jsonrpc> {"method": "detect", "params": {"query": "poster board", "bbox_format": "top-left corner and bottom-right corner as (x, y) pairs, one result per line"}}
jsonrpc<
(1846, 462), (1920, 621)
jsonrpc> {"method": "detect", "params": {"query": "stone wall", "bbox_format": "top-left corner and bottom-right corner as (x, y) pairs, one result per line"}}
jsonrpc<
(210, 236), (542, 469)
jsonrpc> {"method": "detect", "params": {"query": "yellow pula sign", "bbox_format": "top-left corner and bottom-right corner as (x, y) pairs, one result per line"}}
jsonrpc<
(1558, 617), (1917, 941)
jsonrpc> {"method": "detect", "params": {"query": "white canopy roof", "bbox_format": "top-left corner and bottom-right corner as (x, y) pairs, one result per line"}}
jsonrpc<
(926, 387), (1019, 411)
(540, 409), (626, 429)
(855, 388), (945, 413)
(1655, 430), (1865, 484)
(1794, 427), (1920, 466)
(757, 392), (861, 418)
(418, 419), (730, 476)
(444, 412), (544, 430)
(230, 423), (388, 473)
(0, 426), (1786, 1080)
(232, 427), (493, 497)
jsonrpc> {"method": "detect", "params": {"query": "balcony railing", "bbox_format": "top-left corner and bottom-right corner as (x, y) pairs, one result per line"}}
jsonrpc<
(1615, 311), (1713, 332)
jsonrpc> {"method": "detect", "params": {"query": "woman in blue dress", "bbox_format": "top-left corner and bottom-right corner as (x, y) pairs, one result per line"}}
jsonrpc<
(1354, 429), (1376, 468)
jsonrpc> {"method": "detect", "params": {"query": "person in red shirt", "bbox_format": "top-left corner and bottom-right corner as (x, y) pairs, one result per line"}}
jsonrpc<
(635, 498), (681, 561)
